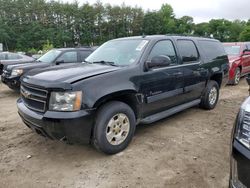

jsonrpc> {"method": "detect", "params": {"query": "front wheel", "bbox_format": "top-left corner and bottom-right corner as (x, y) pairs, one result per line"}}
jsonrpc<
(93, 101), (136, 154)
(200, 81), (219, 110)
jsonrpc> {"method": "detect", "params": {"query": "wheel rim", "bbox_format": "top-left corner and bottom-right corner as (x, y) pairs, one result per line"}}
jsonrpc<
(235, 70), (240, 84)
(208, 87), (217, 106)
(105, 113), (130, 146)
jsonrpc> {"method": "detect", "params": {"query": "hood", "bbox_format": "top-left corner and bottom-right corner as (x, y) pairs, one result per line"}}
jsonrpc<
(22, 63), (121, 89)
(6, 61), (48, 71)
(1, 59), (34, 66)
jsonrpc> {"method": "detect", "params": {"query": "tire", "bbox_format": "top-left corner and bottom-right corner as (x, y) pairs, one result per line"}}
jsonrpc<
(200, 80), (219, 110)
(232, 67), (241, 85)
(93, 101), (136, 154)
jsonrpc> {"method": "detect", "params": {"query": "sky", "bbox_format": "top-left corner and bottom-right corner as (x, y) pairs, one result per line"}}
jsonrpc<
(61, 0), (250, 23)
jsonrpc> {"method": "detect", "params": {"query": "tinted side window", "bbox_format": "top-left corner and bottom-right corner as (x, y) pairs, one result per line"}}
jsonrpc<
(79, 50), (92, 61)
(199, 40), (226, 61)
(7, 53), (22, 60)
(57, 51), (78, 63)
(148, 40), (177, 64)
(177, 40), (199, 63)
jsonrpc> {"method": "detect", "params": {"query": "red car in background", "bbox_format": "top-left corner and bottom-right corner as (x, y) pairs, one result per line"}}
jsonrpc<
(224, 42), (250, 85)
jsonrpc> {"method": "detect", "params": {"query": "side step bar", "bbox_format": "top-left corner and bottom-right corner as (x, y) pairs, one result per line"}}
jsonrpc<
(140, 99), (201, 124)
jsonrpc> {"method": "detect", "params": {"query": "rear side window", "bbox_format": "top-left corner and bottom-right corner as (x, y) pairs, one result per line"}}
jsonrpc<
(79, 50), (92, 61)
(148, 40), (178, 65)
(177, 40), (199, 63)
(199, 40), (226, 61)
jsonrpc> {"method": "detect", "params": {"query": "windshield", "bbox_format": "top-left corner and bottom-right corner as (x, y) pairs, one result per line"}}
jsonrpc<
(224, 45), (241, 55)
(37, 49), (61, 63)
(85, 39), (149, 66)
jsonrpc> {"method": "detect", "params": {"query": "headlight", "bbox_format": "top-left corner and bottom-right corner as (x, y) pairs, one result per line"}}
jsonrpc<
(235, 97), (250, 148)
(49, 91), (82, 111)
(11, 69), (23, 76)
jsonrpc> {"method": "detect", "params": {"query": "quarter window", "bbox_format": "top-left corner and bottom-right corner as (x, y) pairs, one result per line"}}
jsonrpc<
(148, 40), (177, 65)
(177, 40), (199, 63)
(199, 40), (226, 60)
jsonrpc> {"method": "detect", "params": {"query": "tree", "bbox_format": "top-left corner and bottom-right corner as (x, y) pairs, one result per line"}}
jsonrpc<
(239, 26), (250, 41)
(193, 22), (210, 37)
(175, 16), (194, 34)
(142, 11), (164, 35)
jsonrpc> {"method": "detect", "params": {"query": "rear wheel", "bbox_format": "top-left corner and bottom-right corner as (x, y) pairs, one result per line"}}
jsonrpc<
(93, 101), (136, 154)
(233, 67), (241, 85)
(200, 81), (219, 110)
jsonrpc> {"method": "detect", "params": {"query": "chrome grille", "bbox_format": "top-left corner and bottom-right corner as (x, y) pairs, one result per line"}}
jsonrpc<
(21, 84), (48, 112)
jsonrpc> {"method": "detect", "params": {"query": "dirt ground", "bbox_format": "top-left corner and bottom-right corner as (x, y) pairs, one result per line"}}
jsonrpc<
(0, 79), (249, 188)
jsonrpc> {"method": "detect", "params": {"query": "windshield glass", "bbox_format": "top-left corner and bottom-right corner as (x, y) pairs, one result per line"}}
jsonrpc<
(37, 49), (61, 63)
(224, 45), (241, 55)
(85, 39), (149, 66)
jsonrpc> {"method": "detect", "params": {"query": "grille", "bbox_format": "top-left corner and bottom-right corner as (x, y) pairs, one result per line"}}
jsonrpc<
(21, 83), (48, 113)
(243, 111), (250, 124)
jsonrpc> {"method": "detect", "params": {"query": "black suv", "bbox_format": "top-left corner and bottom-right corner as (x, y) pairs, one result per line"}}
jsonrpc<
(1, 47), (94, 90)
(17, 35), (229, 154)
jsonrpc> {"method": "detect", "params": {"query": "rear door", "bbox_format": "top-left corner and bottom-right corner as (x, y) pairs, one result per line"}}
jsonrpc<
(176, 39), (207, 102)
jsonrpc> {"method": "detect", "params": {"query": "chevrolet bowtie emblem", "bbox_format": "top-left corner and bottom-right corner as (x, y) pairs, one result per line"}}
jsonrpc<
(22, 90), (31, 99)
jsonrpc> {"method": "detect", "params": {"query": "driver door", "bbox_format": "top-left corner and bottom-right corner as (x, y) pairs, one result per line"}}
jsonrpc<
(140, 40), (185, 117)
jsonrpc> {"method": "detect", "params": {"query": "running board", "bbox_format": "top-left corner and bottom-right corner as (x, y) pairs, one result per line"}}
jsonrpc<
(140, 99), (201, 124)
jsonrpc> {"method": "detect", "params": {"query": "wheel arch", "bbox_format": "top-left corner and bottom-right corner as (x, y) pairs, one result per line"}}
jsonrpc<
(93, 90), (141, 120)
(210, 73), (223, 88)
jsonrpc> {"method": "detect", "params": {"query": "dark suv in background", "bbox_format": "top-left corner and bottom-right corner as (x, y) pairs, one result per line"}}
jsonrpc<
(224, 42), (250, 85)
(0, 52), (34, 75)
(230, 75), (250, 188)
(1, 47), (95, 90)
(17, 35), (229, 154)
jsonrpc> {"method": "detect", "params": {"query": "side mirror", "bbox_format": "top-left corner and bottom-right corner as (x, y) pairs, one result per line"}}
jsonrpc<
(146, 55), (171, 70)
(55, 60), (64, 65)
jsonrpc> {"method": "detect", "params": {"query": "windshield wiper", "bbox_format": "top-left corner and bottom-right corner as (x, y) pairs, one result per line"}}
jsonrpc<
(92, 61), (118, 67)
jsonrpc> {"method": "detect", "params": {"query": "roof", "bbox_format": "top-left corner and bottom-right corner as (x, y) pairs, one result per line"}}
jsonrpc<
(112, 35), (219, 42)
(223, 42), (250, 45)
(56, 47), (94, 51)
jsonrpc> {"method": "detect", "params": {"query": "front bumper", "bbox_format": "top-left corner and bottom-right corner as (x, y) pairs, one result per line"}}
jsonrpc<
(1, 74), (21, 90)
(17, 98), (95, 144)
(230, 139), (250, 188)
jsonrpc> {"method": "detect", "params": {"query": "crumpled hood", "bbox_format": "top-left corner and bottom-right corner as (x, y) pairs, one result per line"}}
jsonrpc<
(22, 63), (121, 89)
